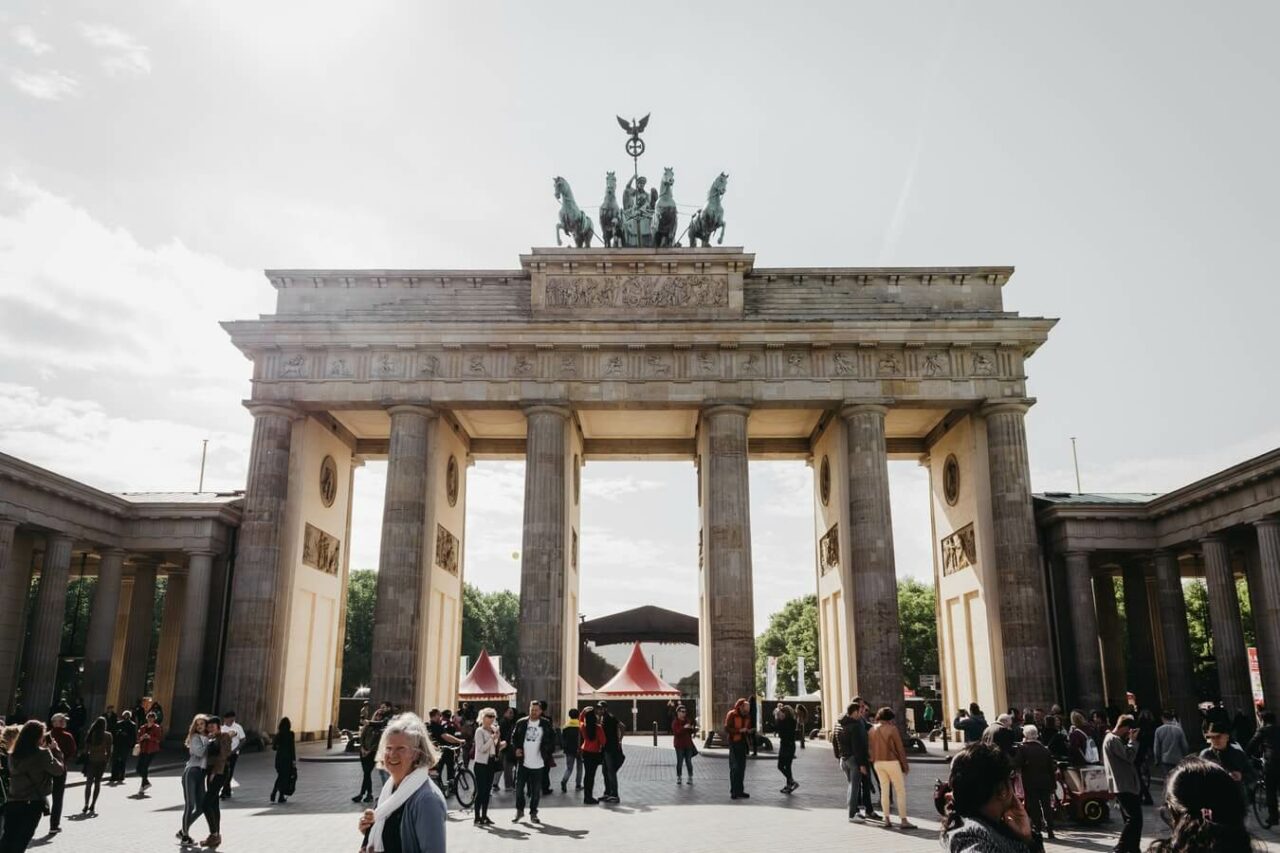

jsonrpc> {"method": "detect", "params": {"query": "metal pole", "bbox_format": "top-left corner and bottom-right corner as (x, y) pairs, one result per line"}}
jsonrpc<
(198, 439), (209, 492)
(1070, 437), (1082, 493)
(652, 721), (658, 746)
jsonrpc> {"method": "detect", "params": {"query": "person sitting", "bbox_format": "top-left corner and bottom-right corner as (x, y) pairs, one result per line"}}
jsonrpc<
(941, 742), (1034, 853)
(1147, 757), (1256, 853)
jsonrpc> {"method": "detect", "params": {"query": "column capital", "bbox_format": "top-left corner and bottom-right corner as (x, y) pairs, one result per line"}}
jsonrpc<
(243, 401), (302, 421)
(522, 402), (572, 419)
(186, 548), (218, 559)
(46, 532), (74, 548)
(97, 546), (127, 558)
(978, 397), (1036, 418)
(1200, 533), (1227, 546)
(385, 403), (437, 419)
(701, 402), (752, 418)
(839, 399), (891, 420)
(1255, 516), (1280, 531)
(0, 515), (18, 530)
(1064, 549), (1093, 560)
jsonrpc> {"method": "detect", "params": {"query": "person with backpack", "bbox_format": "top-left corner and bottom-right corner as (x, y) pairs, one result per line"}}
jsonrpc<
(1068, 710), (1099, 766)
(559, 708), (582, 793)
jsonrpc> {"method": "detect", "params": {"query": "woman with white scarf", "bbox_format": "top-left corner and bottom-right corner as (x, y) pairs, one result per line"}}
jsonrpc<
(358, 713), (448, 853)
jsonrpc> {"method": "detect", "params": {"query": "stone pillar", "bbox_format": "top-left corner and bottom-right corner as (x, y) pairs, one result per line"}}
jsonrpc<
(370, 405), (435, 709)
(0, 519), (26, 714)
(1064, 551), (1105, 710)
(1202, 536), (1252, 714)
(841, 403), (904, 722)
(981, 401), (1055, 708)
(1253, 519), (1280, 713)
(517, 404), (572, 716)
(82, 548), (126, 714)
(151, 572), (186, 715)
(1122, 560), (1160, 711)
(1153, 550), (1200, 744)
(116, 560), (158, 705)
(169, 551), (215, 728)
(21, 533), (74, 715)
(220, 403), (297, 737)
(1093, 572), (1127, 708)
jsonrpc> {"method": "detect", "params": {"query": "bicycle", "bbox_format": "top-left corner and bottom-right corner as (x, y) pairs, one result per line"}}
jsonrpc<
(1246, 757), (1273, 831)
(437, 745), (475, 809)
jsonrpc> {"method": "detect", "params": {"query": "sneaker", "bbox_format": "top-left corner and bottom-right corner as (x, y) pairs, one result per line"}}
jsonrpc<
(48, 827), (61, 835)
(677, 778), (683, 785)
(865, 812), (881, 822)
(352, 795), (364, 803)
(561, 781), (567, 793)
(531, 813), (541, 824)
(739, 792), (750, 799)
(584, 798), (599, 805)
(513, 812), (523, 823)
(789, 781), (800, 792)
(780, 786), (790, 794)
(850, 813), (865, 823)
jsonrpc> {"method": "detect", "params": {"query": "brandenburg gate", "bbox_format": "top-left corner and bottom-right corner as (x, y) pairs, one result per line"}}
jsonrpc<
(219, 245), (1056, 738)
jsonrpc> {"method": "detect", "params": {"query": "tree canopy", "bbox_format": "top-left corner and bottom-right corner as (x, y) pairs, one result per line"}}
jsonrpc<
(341, 569), (377, 695)
(461, 584), (520, 681)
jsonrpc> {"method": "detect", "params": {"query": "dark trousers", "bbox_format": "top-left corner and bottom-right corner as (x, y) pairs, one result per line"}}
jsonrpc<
(202, 773), (224, 834)
(541, 765), (552, 794)
(0, 801), (43, 853)
(515, 765), (541, 815)
(473, 763), (494, 819)
(582, 754), (601, 800)
(358, 753), (376, 798)
(222, 753), (239, 796)
(110, 755), (128, 782)
(1267, 760), (1280, 821)
(778, 752), (795, 785)
(602, 751), (620, 797)
(1115, 792), (1143, 853)
(501, 753), (515, 790)
(729, 741), (748, 796)
(675, 747), (694, 779)
(1025, 785), (1053, 834)
(860, 762), (878, 813)
(137, 753), (155, 786)
(49, 774), (66, 829)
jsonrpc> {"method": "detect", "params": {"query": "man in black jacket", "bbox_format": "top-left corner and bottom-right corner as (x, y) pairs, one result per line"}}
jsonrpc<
(1249, 711), (1280, 826)
(512, 701), (555, 823)
(834, 700), (878, 821)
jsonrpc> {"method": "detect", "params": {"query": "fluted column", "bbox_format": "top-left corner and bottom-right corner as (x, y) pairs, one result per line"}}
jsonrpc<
(117, 560), (158, 705)
(981, 401), (1055, 708)
(1094, 572), (1127, 708)
(841, 403), (903, 723)
(169, 551), (215, 728)
(82, 548), (126, 714)
(1064, 551), (1105, 709)
(0, 519), (25, 714)
(1153, 550), (1199, 744)
(220, 403), (298, 737)
(517, 404), (572, 715)
(1253, 519), (1280, 713)
(370, 405), (435, 709)
(22, 533), (75, 716)
(1202, 536), (1252, 714)
(1122, 560), (1160, 711)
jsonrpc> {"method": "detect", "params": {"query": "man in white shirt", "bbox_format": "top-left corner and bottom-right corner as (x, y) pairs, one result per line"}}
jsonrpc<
(220, 710), (246, 799)
(512, 701), (555, 824)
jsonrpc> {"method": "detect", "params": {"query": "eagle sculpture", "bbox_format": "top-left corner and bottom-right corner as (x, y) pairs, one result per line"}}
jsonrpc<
(616, 114), (650, 137)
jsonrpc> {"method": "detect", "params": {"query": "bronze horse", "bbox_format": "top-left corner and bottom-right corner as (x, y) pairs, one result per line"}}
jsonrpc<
(599, 172), (622, 248)
(653, 167), (678, 248)
(688, 172), (728, 247)
(554, 176), (595, 247)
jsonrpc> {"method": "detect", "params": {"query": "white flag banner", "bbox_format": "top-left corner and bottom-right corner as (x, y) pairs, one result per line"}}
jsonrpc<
(766, 656), (778, 699)
(796, 655), (806, 696)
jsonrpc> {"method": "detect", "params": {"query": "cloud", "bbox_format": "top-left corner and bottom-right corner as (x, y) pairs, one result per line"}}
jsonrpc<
(9, 69), (79, 100)
(12, 25), (51, 56)
(79, 23), (150, 76)
(581, 475), (663, 501)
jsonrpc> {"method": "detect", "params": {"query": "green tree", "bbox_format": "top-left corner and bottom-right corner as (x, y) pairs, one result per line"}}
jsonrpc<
(460, 584), (520, 681)
(755, 595), (819, 695)
(341, 569), (377, 695)
(1183, 577), (1255, 701)
(898, 578), (939, 693)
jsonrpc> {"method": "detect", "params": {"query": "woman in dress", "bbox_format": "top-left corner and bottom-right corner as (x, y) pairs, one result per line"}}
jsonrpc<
(177, 714), (208, 846)
(471, 708), (499, 826)
(270, 717), (296, 803)
(357, 713), (448, 853)
(81, 716), (112, 815)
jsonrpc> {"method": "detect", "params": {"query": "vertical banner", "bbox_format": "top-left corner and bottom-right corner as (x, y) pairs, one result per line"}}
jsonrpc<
(796, 655), (806, 697)
(1250, 647), (1264, 702)
(766, 656), (778, 700)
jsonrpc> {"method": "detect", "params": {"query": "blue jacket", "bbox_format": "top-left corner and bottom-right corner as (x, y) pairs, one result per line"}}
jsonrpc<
(396, 778), (448, 853)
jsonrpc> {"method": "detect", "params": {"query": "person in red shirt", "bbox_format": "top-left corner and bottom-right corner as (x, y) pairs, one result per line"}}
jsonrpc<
(724, 698), (754, 799)
(47, 713), (77, 833)
(672, 705), (698, 784)
(577, 707), (607, 805)
(136, 711), (164, 792)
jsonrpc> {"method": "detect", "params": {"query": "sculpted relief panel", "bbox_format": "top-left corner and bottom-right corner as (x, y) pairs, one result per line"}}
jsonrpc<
(941, 523), (977, 576)
(545, 274), (728, 309)
(303, 523), (341, 575)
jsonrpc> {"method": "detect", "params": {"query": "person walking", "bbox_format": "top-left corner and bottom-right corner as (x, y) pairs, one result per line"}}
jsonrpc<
(579, 707), (605, 804)
(836, 701), (877, 821)
(354, 710), (385, 803)
(672, 705), (697, 784)
(598, 701), (622, 803)
(1014, 725), (1056, 839)
(982, 713), (1018, 757)
(1147, 756), (1257, 853)
(109, 709), (136, 784)
(869, 707), (914, 829)
(534, 702), (553, 797)
(270, 717), (296, 803)
(1199, 718), (1249, 801)
(954, 703), (988, 743)
(177, 714), (208, 846)
(1134, 708), (1157, 804)
(1248, 709), (1280, 826)
(219, 710), (244, 800)
(0, 721), (65, 853)
(199, 716), (232, 848)
(45, 714), (75, 834)
(81, 716), (111, 815)
(135, 711), (162, 793)
(356, 713), (448, 853)
(559, 708), (582, 793)
(1101, 714), (1142, 853)
(724, 698), (753, 800)
(497, 708), (517, 793)
(795, 704), (808, 749)
(511, 700), (554, 823)
(471, 708), (499, 826)
(940, 742), (1035, 853)
(774, 704), (798, 793)
(1153, 709), (1189, 779)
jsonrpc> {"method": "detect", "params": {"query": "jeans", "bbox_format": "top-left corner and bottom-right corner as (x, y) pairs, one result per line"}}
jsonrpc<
(582, 754), (601, 800)
(358, 753), (376, 798)
(0, 801), (43, 853)
(501, 753), (515, 790)
(874, 760), (908, 820)
(860, 762), (878, 813)
(778, 751), (795, 785)
(728, 741), (748, 796)
(49, 774), (66, 829)
(515, 765), (542, 815)
(473, 763), (494, 819)
(1116, 792), (1143, 853)
(675, 747), (695, 779)
(560, 753), (582, 789)
(181, 766), (206, 835)
(137, 753), (155, 787)
(841, 758), (862, 817)
(202, 773), (224, 834)
(603, 750), (620, 798)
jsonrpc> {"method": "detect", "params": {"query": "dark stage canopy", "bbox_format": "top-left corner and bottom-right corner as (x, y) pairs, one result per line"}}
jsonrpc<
(579, 605), (698, 646)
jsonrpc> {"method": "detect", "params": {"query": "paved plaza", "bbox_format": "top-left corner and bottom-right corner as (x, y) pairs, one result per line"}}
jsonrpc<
(26, 739), (1279, 853)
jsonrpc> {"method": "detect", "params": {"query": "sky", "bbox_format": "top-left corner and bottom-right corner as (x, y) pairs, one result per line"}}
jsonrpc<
(2, 2), (1279, 637)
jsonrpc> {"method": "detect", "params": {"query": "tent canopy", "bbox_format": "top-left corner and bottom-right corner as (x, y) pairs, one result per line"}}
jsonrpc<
(579, 605), (698, 646)
(458, 649), (517, 701)
(577, 675), (597, 698)
(595, 642), (681, 699)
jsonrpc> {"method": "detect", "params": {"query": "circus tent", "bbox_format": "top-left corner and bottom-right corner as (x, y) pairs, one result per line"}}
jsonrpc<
(458, 649), (517, 703)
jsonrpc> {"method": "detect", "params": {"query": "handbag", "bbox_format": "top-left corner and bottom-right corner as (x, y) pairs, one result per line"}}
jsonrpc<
(280, 766), (298, 796)
(131, 744), (141, 757)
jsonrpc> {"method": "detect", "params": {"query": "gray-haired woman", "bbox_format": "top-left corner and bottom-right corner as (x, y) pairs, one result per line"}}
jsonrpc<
(358, 713), (448, 853)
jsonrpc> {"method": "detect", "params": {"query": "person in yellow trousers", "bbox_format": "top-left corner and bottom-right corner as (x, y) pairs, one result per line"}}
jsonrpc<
(868, 707), (915, 830)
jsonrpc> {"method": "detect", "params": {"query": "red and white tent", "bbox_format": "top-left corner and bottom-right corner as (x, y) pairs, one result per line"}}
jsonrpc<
(578, 675), (599, 700)
(595, 643), (680, 699)
(458, 649), (517, 703)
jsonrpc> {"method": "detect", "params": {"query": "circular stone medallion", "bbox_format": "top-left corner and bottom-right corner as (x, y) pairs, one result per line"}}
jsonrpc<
(319, 455), (338, 508)
(819, 456), (831, 506)
(943, 454), (961, 506)
(446, 455), (459, 507)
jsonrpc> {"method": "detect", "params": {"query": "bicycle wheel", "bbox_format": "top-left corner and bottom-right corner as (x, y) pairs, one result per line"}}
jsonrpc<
(1252, 782), (1270, 830)
(453, 766), (475, 808)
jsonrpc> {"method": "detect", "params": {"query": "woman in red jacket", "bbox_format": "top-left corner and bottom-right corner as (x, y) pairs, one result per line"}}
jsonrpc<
(578, 707), (607, 805)
(135, 712), (163, 792)
(672, 705), (698, 784)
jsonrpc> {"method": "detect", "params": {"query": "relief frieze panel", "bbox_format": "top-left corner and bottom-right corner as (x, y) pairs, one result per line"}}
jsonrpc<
(303, 522), (341, 575)
(544, 274), (728, 310)
(941, 523), (977, 576)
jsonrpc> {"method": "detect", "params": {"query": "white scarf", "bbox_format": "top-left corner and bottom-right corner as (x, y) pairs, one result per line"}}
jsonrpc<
(366, 766), (431, 852)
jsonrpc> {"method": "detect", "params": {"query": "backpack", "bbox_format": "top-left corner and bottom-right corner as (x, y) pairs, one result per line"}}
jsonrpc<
(1084, 736), (1100, 764)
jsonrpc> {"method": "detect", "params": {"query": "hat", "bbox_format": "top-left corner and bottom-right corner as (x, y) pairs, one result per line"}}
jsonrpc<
(1205, 720), (1232, 736)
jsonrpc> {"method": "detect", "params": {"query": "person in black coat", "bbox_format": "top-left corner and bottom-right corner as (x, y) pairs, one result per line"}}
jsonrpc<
(270, 717), (297, 803)
(774, 705), (798, 793)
